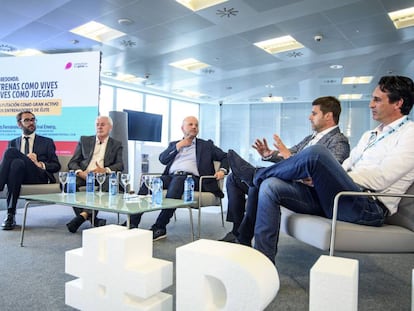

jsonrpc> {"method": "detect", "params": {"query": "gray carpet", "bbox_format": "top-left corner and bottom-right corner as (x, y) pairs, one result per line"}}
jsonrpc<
(0, 201), (413, 310)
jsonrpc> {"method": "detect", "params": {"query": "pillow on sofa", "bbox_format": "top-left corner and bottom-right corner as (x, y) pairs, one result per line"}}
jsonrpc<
(386, 182), (414, 231)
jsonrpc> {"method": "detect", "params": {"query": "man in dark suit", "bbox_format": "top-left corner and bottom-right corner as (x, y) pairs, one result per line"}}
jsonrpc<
(220, 96), (350, 244)
(65, 115), (124, 233)
(0, 111), (61, 230)
(129, 116), (229, 241)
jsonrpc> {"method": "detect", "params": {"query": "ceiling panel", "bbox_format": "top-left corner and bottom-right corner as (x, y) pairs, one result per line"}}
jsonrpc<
(0, 0), (413, 104)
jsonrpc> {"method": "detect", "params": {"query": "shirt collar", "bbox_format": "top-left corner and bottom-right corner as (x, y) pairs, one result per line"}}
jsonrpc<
(313, 125), (338, 139)
(376, 116), (408, 133)
(22, 133), (35, 139)
(96, 136), (109, 144)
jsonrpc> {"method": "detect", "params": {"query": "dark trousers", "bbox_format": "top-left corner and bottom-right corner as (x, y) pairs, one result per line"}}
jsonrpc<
(130, 174), (200, 228)
(225, 173), (249, 234)
(237, 185), (259, 243)
(69, 176), (111, 217)
(0, 148), (48, 214)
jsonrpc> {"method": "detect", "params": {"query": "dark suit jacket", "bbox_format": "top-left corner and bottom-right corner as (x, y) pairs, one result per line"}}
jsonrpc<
(159, 138), (228, 197)
(268, 127), (350, 164)
(68, 136), (124, 172)
(8, 134), (61, 183)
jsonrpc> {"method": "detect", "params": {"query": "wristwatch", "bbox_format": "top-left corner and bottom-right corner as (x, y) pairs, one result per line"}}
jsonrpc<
(219, 168), (228, 174)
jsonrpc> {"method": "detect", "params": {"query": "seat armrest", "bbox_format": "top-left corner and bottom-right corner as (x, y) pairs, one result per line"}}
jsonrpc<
(198, 175), (217, 192)
(330, 191), (414, 256)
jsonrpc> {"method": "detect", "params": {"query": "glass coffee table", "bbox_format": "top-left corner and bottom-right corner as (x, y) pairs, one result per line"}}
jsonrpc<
(19, 192), (196, 246)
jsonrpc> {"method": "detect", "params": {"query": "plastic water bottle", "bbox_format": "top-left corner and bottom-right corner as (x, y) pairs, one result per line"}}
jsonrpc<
(183, 175), (194, 203)
(109, 171), (118, 195)
(67, 170), (76, 194)
(152, 177), (163, 206)
(86, 171), (95, 193)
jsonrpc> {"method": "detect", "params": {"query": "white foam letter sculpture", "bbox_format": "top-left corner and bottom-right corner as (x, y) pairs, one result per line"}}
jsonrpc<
(310, 255), (359, 311)
(65, 225), (173, 311)
(176, 239), (279, 311)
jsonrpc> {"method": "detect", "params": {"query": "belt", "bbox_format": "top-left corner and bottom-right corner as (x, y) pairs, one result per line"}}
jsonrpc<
(172, 170), (191, 176)
(361, 187), (389, 217)
(375, 199), (389, 217)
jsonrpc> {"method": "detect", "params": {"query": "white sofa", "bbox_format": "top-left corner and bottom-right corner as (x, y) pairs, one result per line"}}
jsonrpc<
(280, 182), (414, 253)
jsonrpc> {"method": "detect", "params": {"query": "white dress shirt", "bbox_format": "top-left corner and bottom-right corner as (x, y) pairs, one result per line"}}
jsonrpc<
(20, 133), (35, 154)
(342, 116), (414, 214)
(86, 137), (108, 171)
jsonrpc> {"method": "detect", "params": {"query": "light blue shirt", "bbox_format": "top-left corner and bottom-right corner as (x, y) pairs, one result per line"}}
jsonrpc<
(168, 138), (200, 176)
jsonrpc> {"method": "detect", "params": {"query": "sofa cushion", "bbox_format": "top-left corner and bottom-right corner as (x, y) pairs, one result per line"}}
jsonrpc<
(386, 182), (414, 231)
(280, 206), (414, 252)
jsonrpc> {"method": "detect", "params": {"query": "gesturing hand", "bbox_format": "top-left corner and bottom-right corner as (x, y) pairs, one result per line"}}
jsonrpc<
(273, 134), (292, 159)
(252, 138), (274, 158)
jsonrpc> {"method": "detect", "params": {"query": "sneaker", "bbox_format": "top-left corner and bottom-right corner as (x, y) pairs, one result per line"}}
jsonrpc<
(219, 231), (237, 243)
(151, 225), (167, 241)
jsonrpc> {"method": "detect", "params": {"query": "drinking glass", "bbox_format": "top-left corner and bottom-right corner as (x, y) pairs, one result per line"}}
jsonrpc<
(120, 173), (131, 198)
(142, 175), (154, 202)
(59, 171), (68, 195)
(96, 172), (106, 196)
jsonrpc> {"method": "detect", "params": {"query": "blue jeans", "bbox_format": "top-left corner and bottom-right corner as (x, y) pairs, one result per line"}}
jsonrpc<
(254, 145), (386, 263)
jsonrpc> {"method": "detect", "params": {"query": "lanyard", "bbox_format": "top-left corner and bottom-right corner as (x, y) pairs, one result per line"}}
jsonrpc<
(351, 116), (409, 167)
(363, 116), (409, 151)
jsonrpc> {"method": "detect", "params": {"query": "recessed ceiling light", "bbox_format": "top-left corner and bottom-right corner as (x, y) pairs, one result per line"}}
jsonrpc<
(174, 89), (205, 98)
(339, 94), (363, 100)
(70, 21), (126, 43)
(388, 7), (414, 29)
(118, 18), (134, 26)
(176, 0), (228, 11)
(169, 58), (210, 71)
(262, 95), (283, 103)
(102, 71), (116, 77)
(342, 76), (373, 84)
(115, 73), (147, 84)
(330, 64), (343, 69)
(9, 49), (43, 56)
(254, 35), (304, 55)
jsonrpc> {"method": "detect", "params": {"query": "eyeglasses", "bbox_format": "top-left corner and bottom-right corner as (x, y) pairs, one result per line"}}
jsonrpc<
(20, 118), (37, 124)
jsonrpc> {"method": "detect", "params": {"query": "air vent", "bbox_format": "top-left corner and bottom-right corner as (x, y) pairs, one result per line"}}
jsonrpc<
(202, 68), (215, 74)
(321, 78), (341, 85)
(287, 51), (303, 58)
(120, 40), (136, 48)
(0, 43), (16, 52)
(216, 7), (239, 18)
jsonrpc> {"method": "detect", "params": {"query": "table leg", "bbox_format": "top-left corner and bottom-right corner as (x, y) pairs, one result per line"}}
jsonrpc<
(91, 210), (95, 227)
(188, 207), (195, 241)
(127, 215), (130, 228)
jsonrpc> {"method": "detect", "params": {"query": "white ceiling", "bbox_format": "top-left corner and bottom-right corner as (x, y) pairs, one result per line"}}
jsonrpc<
(1, 0), (414, 105)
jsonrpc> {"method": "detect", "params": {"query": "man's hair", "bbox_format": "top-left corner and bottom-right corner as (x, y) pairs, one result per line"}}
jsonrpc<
(96, 115), (113, 127)
(378, 76), (414, 115)
(16, 110), (35, 122)
(312, 96), (341, 124)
